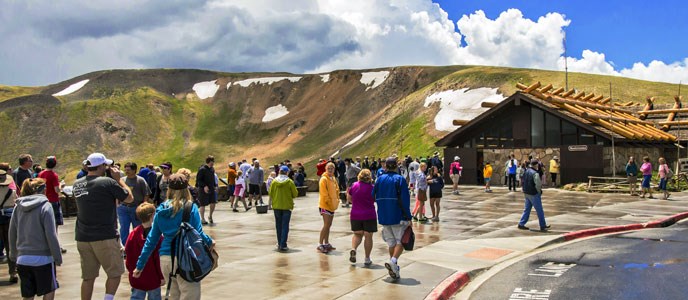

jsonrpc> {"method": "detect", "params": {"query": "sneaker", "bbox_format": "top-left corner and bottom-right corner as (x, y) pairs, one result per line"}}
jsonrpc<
(349, 250), (357, 263)
(364, 258), (373, 266)
(209, 218), (214, 224)
(412, 216), (418, 222)
(517, 224), (529, 230)
(385, 260), (400, 280)
(317, 245), (328, 253)
(280, 246), (289, 252)
(325, 244), (336, 251)
(233, 208), (239, 212)
(201, 220), (209, 225)
(9, 275), (18, 284)
(432, 217), (440, 222)
(61, 247), (67, 254)
(648, 196), (655, 199)
(245, 206), (252, 212)
(420, 216), (429, 222)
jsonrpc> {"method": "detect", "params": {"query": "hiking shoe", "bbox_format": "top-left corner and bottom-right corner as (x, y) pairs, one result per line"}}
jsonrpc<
(364, 258), (373, 266)
(385, 260), (400, 280)
(349, 250), (357, 263)
(517, 224), (529, 230)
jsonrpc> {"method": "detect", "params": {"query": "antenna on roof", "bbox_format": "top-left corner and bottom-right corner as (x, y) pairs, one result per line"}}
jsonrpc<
(610, 81), (616, 177)
(564, 31), (569, 91)
(679, 80), (682, 97)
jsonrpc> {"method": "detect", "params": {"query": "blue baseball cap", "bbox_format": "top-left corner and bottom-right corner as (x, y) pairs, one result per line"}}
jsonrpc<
(280, 165), (290, 173)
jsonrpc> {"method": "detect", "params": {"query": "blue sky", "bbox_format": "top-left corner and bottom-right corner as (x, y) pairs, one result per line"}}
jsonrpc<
(434, 0), (688, 69)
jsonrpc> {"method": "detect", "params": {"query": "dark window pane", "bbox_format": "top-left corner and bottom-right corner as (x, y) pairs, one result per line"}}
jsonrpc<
(531, 107), (545, 147)
(579, 129), (595, 145)
(545, 113), (561, 146)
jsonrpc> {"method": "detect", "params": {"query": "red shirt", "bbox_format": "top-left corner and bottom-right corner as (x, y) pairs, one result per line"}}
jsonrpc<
(38, 170), (60, 203)
(125, 225), (164, 291)
(316, 161), (327, 177)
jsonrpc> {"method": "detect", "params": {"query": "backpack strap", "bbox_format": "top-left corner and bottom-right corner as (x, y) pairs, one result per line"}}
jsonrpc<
(394, 177), (410, 221)
(166, 201), (192, 300)
(1, 189), (11, 208)
(182, 200), (192, 223)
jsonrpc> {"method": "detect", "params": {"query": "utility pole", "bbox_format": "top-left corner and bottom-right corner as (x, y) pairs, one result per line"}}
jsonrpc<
(610, 82), (616, 177)
(564, 31), (569, 91)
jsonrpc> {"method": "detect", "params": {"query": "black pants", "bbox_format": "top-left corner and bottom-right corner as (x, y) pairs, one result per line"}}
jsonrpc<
(508, 174), (517, 191)
(551, 173), (558, 186)
(0, 223), (17, 276)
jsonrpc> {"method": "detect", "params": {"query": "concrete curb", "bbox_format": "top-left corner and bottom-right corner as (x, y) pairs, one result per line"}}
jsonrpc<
(425, 211), (688, 299)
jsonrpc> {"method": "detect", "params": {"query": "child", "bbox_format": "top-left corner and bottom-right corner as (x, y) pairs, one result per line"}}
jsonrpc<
(516, 162), (525, 188)
(233, 171), (249, 212)
(266, 171), (276, 210)
(483, 162), (493, 192)
(125, 202), (164, 300)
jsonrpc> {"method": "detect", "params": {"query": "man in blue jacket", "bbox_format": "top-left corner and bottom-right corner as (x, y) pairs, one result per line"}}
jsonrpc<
(374, 157), (412, 281)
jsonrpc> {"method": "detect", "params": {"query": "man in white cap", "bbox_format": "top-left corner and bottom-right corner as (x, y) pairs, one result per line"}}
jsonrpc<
(449, 156), (462, 195)
(72, 153), (133, 300)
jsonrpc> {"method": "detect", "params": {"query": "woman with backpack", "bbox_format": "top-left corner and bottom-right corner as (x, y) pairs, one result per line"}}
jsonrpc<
(134, 174), (214, 300)
(449, 156), (462, 195)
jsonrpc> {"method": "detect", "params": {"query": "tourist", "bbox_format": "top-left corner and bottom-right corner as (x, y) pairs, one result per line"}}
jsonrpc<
(348, 169), (377, 266)
(247, 160), (265, 207)
(177, 168), (198, 205)
(227, 162), (238, 208)
(196, 155), (217, 224)
(38, 156), (67, 254)
(32, 164), (43, 179)
(233, 171), (249, 212)
(549, 156), (560, 187)
(9, 178), (62, 299)
(658, 157), (670, 200)
(412, 163), (428, 222)
(449, 156), (462, 195)
(640, 156), (654, 199)
(119, 162), (151, 246)
(344, 159), (361, 208)
(427, 166), (444, 222)
(124, 202), (163, 300)
(506, 154), (518, 191)
(625, 156), (639, 196)
(316, 159), (327, 177)
(153, 162), (173, 206)
(317, 162), (339, 253)
(374, 157), (411, 281)
(294, 169), (305, 188)
(266, 171), (276, 209)
(73, 153), (133, 300)
(362, 156), (370, 169)
(483, 162), (493, 192)
(134, 174), (214, 300)
(517, 159), (550, 232)
(269, 166), (298, 252)
(76, 161), (89, 179)
(516, 161), (525, 188)
(431, 152), (444, 173)
(0, 168), (18, 283)
(13, 154), (34, 192)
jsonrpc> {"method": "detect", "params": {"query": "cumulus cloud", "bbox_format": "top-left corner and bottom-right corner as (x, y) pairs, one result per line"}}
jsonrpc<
(0, 0), (686, 86)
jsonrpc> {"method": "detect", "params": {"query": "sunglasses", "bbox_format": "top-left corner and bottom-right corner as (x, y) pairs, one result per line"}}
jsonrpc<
(161, 166), (170, 170)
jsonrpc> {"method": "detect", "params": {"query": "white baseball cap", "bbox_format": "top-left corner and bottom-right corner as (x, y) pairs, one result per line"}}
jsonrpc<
(86, 153), (113, 167)
(454, 156), (460, 161)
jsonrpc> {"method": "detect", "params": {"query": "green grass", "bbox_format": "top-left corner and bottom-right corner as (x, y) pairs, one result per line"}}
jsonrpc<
(0, 85), (40, 102)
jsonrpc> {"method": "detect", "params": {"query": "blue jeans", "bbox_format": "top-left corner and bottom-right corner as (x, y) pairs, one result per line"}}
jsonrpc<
(117, 205), (141, 245)
(131, 287), (161, 300)
(274, 209), (292, 249)
(518, 194), (547, 229)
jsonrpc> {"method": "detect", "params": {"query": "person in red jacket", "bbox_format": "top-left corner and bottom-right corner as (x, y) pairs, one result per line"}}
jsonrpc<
(316, 159), (328, 177)
(125, 202), (164, 300)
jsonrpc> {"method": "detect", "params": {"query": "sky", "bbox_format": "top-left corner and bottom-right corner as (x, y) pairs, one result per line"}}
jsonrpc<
(1, 0), (686, 86)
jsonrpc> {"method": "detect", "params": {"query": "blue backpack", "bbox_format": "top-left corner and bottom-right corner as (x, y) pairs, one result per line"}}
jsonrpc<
(166, 201), (214, 296)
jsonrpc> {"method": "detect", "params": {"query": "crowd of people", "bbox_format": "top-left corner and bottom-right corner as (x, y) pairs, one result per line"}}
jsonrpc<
(0, 150), (674, 299)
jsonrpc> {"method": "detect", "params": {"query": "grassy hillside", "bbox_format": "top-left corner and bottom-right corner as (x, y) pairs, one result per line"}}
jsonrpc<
(0, 65), (682, 181)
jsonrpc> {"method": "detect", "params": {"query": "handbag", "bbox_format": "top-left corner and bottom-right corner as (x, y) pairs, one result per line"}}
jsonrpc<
(394, 180), (415, 251)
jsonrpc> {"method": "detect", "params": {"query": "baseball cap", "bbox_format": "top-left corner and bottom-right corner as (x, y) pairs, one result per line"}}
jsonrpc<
(168, 174), (188, 190)
(229, 162), (236, 167)
(454, 156), (460, 161)
(280, 165), (290, 173)
(86, 153), (113, 167)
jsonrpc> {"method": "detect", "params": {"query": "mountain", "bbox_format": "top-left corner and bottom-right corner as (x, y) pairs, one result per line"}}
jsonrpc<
(0, 66), (682, 180)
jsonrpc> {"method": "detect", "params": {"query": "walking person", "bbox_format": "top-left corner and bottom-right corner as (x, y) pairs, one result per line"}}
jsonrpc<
(9, 178), (63, 300)
(266, 171), (276, 210)
(119, 162), (152, 246)
(516, 161), (525, 188)
(125, 202), (164, 300)
(640, 156), (654, 199)
(517, 159), (550, 232)
(344, 159), (361, 208)
(0, 169), (18, 283)
(196, 156), (217, 225)
(658, 157), (671, 200)
(36, 156), (67, 254)
(625, 157), (639, 196)
(506, 155), (517, 191)
(269, 166), (298, 252)
(483, 162), (493, 192)
(73, 153), (133, 300)
(317, 162), (339, 253)
(449, 156), (462, 195)
(134, 174), (215, 300)
(232, 171), (249, 212)
(412, 163), (428, 222)
(226, 163), (238, 209)
(247, 160), (265, 206)
(348, 169), (377, 266)
(153, 162), (173, 207)
(427, 166), (444, 222)
(549, 156), (560, 187)
(374, 157), (411, 281)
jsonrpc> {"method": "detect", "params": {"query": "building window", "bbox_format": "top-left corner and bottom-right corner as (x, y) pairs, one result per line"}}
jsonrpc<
(531, 107), (545, 147)
(579, 129), (596, 145)
(561, 120), (577, 145)
(545, 113), (561, 146)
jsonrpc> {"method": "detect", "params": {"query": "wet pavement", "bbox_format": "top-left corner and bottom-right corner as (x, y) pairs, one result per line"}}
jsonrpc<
(1, 186), (687, 299)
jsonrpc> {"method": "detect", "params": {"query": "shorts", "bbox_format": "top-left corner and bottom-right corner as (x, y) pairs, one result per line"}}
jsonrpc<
(248, 184), (261, 196)
(485, 178), (491, 183)
(76, 238), (125, 280)
(416, 189), (427, 201)
(17, 263), (58, 297)
(659, 178), (668, 191)
(642, 175), (652, 188)
(50, 201), (64, 226)
(351, 219), (378, 233)
(227, 184), (236, 195)
(429, 191), (443, 198)
(319, 208), (334, 216)
(627, 175), (637, 184)
(198, 190), (217, 207)
(450, 174), (460, 184)
(381, 223), (408, 248)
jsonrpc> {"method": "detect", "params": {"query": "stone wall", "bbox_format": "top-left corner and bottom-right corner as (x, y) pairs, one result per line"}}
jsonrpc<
(603, 147), (673, 175)
(482, 148), (560, 183)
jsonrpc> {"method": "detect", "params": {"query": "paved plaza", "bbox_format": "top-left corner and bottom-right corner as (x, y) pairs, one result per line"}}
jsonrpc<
(1, 186), (687, 299)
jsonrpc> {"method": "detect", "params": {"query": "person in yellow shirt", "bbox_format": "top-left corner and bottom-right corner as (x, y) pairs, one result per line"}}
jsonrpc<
(549, 156), (560, 187)
(318, 162), (339, 253)
(483, 162), (493, 193)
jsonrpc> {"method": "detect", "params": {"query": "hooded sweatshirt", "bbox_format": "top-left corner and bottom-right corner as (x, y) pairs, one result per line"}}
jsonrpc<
(269, 175), (298, 210)
(318, 173), (339, 212)
(9, 194), (62, 265)
(135, 200), (213, 271)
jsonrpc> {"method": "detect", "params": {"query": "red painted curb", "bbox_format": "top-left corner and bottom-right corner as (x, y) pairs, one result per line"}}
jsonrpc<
(425, 272), (470, 300)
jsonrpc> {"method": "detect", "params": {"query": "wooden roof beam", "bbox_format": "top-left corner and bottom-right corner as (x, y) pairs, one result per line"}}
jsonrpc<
(635, 108), (688, 115)
(591, 95), (604, 102)
(481, 102), (498, 108)
(582, 94), (595, 101)
(551, 87), (565, 95)
(547, 96), (634, 114)
(599, 97), (611, 104)
(562, 89), (576, 98)
(453, 119), (470, 126)
(573, 91), (586, 100)
(539, 83), (553, 93)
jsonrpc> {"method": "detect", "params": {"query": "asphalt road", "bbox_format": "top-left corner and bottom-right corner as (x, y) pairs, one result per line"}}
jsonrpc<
(470, 222), (688, 299)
